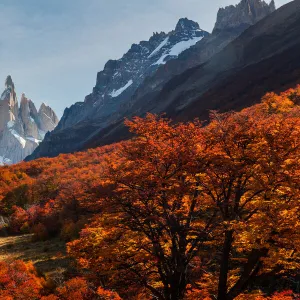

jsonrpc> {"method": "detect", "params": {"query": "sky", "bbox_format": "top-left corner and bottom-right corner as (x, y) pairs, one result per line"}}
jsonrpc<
(0, 0), (291, 117)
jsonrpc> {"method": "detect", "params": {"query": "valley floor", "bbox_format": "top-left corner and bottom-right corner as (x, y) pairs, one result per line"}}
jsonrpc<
(0, 235), (75, 282)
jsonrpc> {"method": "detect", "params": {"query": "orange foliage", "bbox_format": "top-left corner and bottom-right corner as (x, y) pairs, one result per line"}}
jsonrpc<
(40, 296), (59, 300)
(0, 86), (300, 300)
(0, 260), (44, 299)
(69, 87), (300, 299)
(97, 287), (122, 299)
(10, 205), (29, 233)
(56, 277), (93, 300)
(255, 290), (295, 300)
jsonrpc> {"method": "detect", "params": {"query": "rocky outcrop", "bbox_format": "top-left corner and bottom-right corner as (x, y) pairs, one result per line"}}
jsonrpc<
(0, 76), (18, 133)
(19, 94), (39, 138)
(38, 103), (59, 133)
(27, 0), (277, 161)
(0, 76), (59, 165)
(213, 0), (275, 33)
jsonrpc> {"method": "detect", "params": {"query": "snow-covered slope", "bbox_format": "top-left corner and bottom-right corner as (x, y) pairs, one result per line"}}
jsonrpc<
(0, 76), (59, 165)
(57, 18), (209, 130)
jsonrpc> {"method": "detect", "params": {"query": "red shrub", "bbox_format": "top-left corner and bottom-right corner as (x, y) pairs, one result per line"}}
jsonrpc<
(0, 260), (44, 299)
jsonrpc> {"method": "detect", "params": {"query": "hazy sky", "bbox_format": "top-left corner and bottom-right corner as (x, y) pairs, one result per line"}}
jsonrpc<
(0, 0), (291, 117)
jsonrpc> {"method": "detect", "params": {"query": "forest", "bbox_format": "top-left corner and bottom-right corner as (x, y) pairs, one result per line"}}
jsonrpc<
(0, 86), (299, 300)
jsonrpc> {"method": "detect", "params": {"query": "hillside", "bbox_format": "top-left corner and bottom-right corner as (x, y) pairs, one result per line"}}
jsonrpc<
(1, 86), (299, 299)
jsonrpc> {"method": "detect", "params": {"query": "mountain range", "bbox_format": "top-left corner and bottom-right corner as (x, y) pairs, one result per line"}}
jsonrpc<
(27, 0), (281, 161)
(0, 76), (58, 164)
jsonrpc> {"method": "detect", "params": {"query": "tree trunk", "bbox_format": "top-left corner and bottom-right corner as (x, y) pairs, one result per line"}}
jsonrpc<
(217, 230), (234, 300)
(226, 248), (268, 300)
(164, 263), (187, 300)
(168, 273), (187, 300)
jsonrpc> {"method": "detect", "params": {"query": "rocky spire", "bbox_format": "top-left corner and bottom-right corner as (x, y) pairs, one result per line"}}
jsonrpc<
(269, 0), (276, 11)
(213, 0), (276, 34)
(0, 77), (59, 164)
(19, 93), (39, 138)
(175, 18), (200, 33)
(38, 102), (59, 133)
(5, 75), (14, 90)
(0, 76), (18, 133)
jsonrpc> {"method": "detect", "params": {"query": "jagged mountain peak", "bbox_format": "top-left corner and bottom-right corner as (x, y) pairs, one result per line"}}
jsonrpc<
(213, 0), (276, 33)
(38, 102), (59, 133)
(0, 78), (59, 165)
(175, 18), (200, 33)
(269, 0), (276, 11)
(1, 75), (17, 103)
(5, 75), (15, 90)
(20, 94), (38, 117)
(60, 17), (209, 129)
(39, 102), (50, 111)
(39, 102), (58, 121)
(20, 93), (31, 104)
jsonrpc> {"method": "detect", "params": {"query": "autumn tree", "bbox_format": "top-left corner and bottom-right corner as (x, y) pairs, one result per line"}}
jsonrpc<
(202, 104), (300, 299)
(69, 114), (218, 299)
(69, 87), (300, 300)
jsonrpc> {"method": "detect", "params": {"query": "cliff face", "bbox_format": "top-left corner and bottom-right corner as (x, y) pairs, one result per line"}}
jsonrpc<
(0, 77), (18, 134)
(213, 0), (276, 33)
(38, 103), (59, 133)
(0, 76), (59, 165)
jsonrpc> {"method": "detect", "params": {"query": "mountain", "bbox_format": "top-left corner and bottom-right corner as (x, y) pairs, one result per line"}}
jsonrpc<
(149, 0), (300, 122)
(132, 0), (276, 98)
(58, 18), (208, 131)
(27, 0), (276, 160)
(0, 76), (59, 164)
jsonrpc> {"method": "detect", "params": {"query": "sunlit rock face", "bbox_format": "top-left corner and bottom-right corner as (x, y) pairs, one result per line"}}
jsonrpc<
(213, 0), (275, 34)
(0, 76), (59, 165)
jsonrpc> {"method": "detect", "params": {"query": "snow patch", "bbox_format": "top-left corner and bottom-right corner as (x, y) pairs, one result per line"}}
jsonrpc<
(168, 36), (203, 56)
(7, 120), (15, 129)
(148, 37), (169, 58)
(152, 36), (203, 66)
(43, 113), (55, 126)
(38, 129), (46, 140)
(10, 129), (26, 148)
(26, 137), (41, 144)
(113, 72), (120, 79)
(0, 156), (12, 166)
(0, 89), (10, 101)
(110, 80), (133, 98)
(152, 54), (169, 66)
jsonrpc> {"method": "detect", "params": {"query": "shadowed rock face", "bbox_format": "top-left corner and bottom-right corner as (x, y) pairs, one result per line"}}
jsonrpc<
(27, 0), (278, 161)
(0, 76), (59, 165)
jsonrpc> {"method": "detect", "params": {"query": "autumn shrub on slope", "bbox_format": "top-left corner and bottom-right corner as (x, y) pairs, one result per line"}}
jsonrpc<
(0, 260), (44, 299)
(0, 260), (121, 300)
